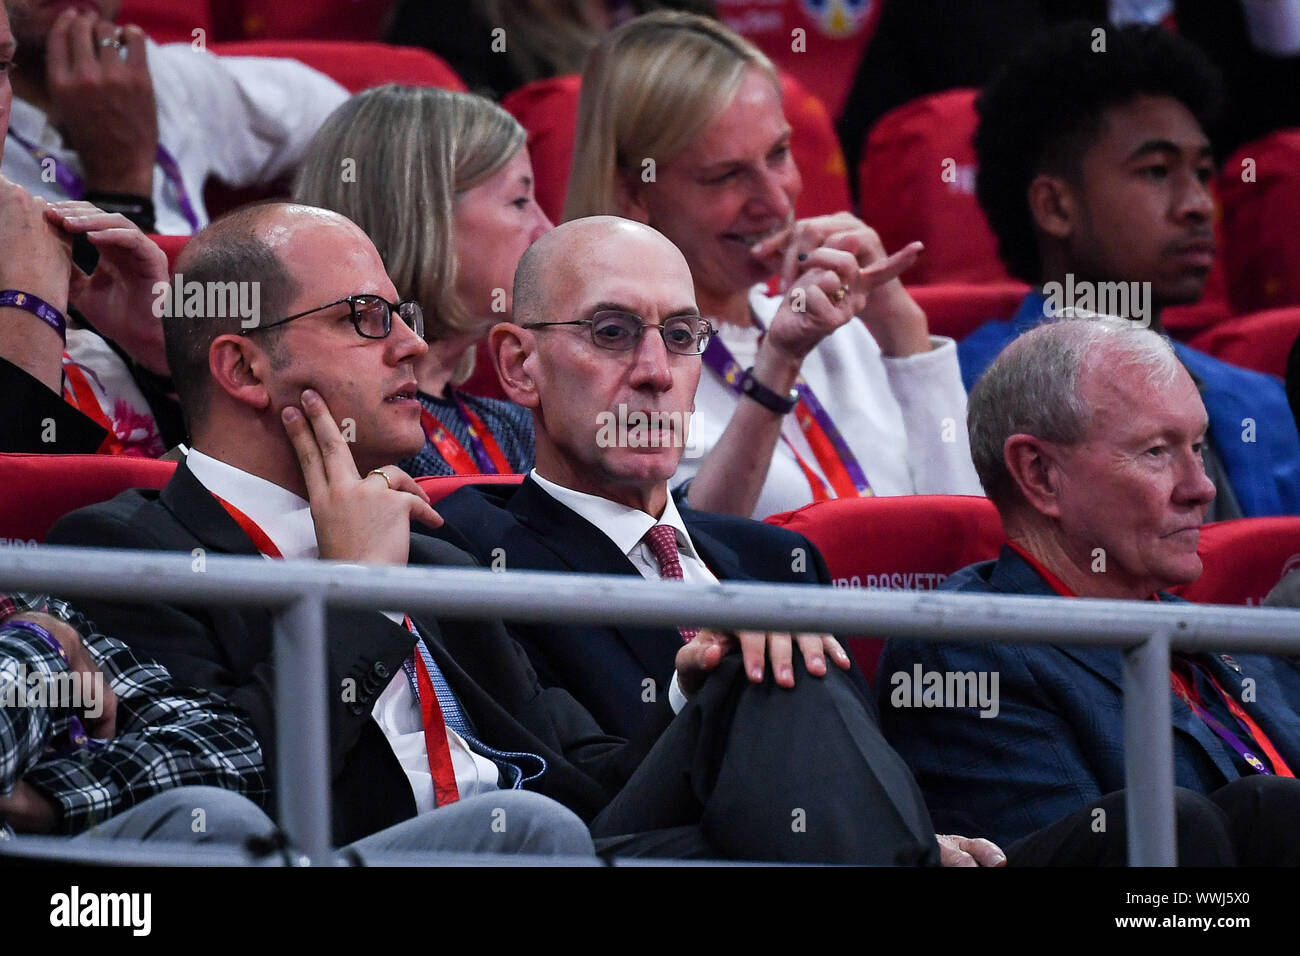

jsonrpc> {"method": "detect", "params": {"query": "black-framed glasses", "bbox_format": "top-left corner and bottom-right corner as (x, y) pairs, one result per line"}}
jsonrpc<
(240, 294), (424, 340)
(524, 310), (717, 356)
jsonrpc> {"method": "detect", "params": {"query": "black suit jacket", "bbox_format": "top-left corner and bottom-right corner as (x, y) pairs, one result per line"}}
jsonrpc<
(47, 463), (670, 845)
(434, 477), (867, 738)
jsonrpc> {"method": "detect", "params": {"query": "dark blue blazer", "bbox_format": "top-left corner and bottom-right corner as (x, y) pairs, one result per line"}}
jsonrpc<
(433, 477), (857, 738)
(877, 546), (1300, 846)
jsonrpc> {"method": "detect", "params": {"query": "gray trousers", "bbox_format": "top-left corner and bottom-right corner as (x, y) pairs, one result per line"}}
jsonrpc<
(72, 786), (595, 861)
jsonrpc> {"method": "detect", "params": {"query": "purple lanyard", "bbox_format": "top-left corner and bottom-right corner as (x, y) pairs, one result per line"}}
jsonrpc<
(6, 129), (201, 232)
(1176, 662), (1275, 775)
(451, 391), (501, 475)
(701, 325), (872, 496)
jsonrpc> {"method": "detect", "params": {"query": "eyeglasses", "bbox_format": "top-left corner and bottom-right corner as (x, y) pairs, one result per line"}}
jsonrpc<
(240, 294), (425, 340)
(523, 311), (717, 356)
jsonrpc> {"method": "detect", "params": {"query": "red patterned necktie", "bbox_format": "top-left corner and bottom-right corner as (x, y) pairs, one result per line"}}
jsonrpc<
(643, 524), (700, 643)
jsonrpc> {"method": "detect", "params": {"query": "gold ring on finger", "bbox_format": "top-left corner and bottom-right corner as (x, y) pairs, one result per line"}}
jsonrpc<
(829, 286), (849, 305)
(366, 468), (393, 490)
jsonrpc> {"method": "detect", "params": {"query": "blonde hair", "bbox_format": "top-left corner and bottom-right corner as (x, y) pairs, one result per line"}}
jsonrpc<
(564, 10), (778, 222)
(292, 85), (525, 385)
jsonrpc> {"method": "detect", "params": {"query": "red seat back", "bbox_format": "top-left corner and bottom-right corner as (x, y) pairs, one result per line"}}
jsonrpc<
(120, 0), (214, 43)
(209, 40), (466, 94)
(1220, 129), (1300, 315)
(233, 0), (396, 42)
(766, 495), (1003, 682)
(416, 473), (523, 506)
(504, 71), (851, 226)
(1174, 517), (1300, 606)
(0, 454), (177, 544)
(856, 90), (1009, 285)
(907, 281), (1031, 341)
(149, 234), (189, 273)
(1186, 307), (1300, 379)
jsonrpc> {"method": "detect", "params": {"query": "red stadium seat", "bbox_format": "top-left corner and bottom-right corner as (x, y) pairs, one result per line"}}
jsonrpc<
(1219, 129), (1300, 315)
(208, 40), (466, 94)
(503, 71), (852, 226)
(766, 494), (1003, 682)
(0, 454), (176, 544)
(1174, 517), (1300, 606)
(149, 234), (190, 273)
(856, 90), (1010, 285)
(907, 281), (1031, 341)
(1186, 307), (1300, 379)
(416, 474), (523, 505)
(233, 0), (396, 42)
(120, 0), (214, 44)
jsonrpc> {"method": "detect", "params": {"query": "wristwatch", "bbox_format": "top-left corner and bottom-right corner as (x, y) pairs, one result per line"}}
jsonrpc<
(740, 367), (799, 415)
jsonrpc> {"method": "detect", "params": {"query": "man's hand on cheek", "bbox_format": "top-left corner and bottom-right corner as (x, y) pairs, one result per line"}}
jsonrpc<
(281, 388), (442, 567)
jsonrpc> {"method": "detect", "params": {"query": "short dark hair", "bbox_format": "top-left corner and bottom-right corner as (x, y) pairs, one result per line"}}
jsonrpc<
(165, 204), (300, 434)
(974, 21), (1225, 284)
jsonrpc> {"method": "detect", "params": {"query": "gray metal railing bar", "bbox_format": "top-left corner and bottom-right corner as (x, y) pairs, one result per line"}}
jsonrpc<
(2, 546), (1299, 651)
(3, 545), (1300, 868)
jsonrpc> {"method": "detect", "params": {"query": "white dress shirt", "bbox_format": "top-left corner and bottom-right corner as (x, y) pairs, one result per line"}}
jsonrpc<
(671, 286), (984, 519)
(3, 40), (347, 234)
(185, 449), (500, 812)
(529, 470), (719, 712)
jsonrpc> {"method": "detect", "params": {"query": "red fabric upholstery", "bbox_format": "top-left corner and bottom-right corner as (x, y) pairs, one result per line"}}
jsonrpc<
(765, 495), (1003, 682)
(778, 72), (852, 218)
(233, 0), (396, 42)
(1220, 129), (1300, 315)
(907, 281), (1031, 341)
(502, 76), (581, 226)
(120, 0), (214, 43)
(503, 71), (851, 226)
(1174, 517), (1300, 606)
(148, 234), (189, 273)
(1186, 307), (1300, 379)
(209, 40), (466, 93)
(0, 454), (176, 544)
(856, 90), (1009, 285)
(416, 473), (523, 505)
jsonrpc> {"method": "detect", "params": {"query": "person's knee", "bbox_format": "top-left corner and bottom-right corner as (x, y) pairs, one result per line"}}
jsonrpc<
(493, 791), (594, 857)
(1171, 788), (1234, 866)
(84, 786), (274, 844)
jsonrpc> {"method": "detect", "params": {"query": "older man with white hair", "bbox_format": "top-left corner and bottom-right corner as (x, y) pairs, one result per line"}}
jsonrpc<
(880, 317), (1300, 865)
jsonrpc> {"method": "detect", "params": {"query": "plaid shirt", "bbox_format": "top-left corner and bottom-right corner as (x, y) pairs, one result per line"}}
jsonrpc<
(0, 593), (267, 836)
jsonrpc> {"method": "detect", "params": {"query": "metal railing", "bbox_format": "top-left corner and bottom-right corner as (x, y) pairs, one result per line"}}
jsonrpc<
(3, 544), (1299, 866)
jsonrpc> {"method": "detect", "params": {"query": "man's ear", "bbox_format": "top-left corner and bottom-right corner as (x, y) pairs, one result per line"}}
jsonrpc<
(491, 323), (540, 409)
(614, 168), (651, 225)
(208, 334), (274, 412)
(1027, 173), (1077, 242)
(1003, 433), (1065, 519)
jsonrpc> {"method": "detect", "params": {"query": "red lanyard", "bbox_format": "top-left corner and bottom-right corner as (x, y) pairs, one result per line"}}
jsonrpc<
(61, 355), (126, 456)
(214, 493), (462, 805)
(1006, 540), (1293, 778)
(419, 393), (511, 475)
(404, 616), (460, 806)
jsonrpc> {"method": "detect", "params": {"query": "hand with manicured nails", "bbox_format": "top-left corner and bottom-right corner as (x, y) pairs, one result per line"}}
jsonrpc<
(282, 389), (443, 566)
(751, 212), (928, 359)
(45, 201), (170, 374)
(45, 11), (158, 196)
(674, 628), (851, 699)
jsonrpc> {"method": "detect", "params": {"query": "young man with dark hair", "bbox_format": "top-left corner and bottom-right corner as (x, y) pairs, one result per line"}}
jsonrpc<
(960, 21), (1300, 519)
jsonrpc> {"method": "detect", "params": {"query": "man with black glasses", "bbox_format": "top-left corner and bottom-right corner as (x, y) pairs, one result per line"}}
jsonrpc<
(46, 203), (974, 863)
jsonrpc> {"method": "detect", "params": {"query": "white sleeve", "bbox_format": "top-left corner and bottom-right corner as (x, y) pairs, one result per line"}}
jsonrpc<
(882, 336), (986, 496)
(151, 43), (349, 189)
